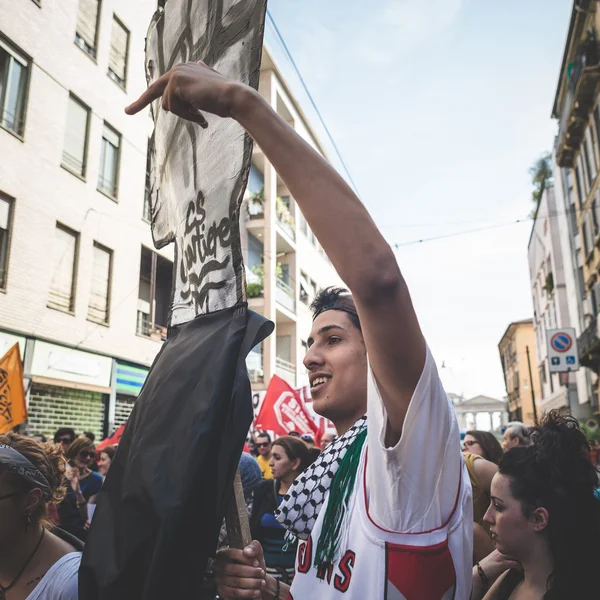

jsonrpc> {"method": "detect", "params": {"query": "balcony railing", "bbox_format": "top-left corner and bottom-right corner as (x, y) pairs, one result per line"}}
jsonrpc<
(276, 356), (296, 386)
(277, 216), (296, 240)
(578, 317), (600, 367)
(555, 37), (600, 167)
(136, 311), (167, 341)
(276, 277), (296, 313)
(247, 348), (264, 383)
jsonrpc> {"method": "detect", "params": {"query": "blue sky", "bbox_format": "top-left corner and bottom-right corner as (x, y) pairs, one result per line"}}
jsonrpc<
(263, 0), (573, 399)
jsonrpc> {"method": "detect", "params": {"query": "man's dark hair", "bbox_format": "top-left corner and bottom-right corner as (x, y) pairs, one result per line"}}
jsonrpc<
(256, 431), (271, 443)
(53, 427), (76, 444)
(83, 431), (96, 443)
(310, 287), (361, 331)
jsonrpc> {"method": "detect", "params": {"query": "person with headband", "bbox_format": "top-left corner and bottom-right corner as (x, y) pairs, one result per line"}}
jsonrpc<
(125, 60), (474, 598)
(0, 432), (82, 599)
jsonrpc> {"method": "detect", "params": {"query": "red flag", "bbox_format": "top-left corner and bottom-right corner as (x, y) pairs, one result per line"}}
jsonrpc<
(97, 423), (126, 450)
(255, 375), (318, 437)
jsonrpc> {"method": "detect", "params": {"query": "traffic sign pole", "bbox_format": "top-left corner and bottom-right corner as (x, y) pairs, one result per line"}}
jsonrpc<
(526, 345), (539, 423)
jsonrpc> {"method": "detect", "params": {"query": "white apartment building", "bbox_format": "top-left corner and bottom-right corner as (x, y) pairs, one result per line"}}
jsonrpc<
(242, 50), (341, 401)
(0, 0), (340, 439)
(527, 187), (580, 414)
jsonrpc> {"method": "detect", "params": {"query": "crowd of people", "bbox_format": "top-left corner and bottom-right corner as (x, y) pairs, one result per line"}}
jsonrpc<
(0, 426), (118, 599)
(2, 59), (600, 599)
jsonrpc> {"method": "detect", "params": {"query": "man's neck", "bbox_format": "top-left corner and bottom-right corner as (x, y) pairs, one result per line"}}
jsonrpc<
(0, 525), (44, 586)
(334, 411), (366, 436)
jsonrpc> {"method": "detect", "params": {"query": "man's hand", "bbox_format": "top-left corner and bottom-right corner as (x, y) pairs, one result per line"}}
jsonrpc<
(125, 61), (249, 127)
(215, 541), (267, 599)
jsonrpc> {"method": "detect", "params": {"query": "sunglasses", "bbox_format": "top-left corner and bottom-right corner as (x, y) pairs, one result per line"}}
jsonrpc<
(79, 451), (96, 459)
(463, 440), (479, 448)
(58, 437), (72, 444)
(256, 442), (270, 448)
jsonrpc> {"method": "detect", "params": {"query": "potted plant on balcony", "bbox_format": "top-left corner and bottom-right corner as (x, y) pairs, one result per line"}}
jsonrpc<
(276, 195), (295, 228)
(247, 187), (265, 219)
(545, 272), (554, 295)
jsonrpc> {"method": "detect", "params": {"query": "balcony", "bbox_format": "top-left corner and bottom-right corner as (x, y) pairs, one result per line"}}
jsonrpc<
(276, 196), (295, 242)
(276, 356), (296, 387)
(578, 317), (600, 367)
(136, 311), (167, 341)
(276, 277), (296, 314)
(555, 37), (600, 167)
(247, 346), (264, 383)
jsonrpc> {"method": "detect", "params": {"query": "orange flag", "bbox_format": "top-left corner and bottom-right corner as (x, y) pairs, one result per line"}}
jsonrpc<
(0, 343), (27, 434)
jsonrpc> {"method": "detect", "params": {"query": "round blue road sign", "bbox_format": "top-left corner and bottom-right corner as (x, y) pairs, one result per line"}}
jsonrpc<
(550, 332), (573, 353)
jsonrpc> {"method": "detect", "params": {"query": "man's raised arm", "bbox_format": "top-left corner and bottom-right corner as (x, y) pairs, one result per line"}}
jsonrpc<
(126, 62), (426, 445)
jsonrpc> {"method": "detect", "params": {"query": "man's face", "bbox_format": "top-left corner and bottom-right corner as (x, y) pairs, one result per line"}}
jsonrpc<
(502, 431), (519, 451)
(57, 435), (73, 453)
(255, 436), (271, 456)
(304, 310), (368, 428)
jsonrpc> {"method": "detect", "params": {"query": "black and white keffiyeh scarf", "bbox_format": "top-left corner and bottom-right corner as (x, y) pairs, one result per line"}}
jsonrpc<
(275, 415), (367, 539)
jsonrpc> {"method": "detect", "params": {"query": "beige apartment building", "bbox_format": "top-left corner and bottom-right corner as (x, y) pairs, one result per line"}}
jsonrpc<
(498, 320), (541, 425)
(553, 0), (600, 414)
(0, 0), (339, 439)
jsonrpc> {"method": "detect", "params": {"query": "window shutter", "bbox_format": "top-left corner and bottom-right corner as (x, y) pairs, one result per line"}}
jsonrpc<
(88, 244), (111, 322)
(0, 198), (9, 230)
(62, 96), (89, 175)
(76, 0), (99, 50)
(109, 18), (128, 83)
(49, 226), (77, 311)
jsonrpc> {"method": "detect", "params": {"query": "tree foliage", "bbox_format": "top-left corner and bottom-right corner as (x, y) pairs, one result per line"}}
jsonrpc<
(529, 153), (554, 216)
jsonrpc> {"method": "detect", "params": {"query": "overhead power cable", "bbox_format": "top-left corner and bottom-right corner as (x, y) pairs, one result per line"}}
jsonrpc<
(266, 10), (361, 196)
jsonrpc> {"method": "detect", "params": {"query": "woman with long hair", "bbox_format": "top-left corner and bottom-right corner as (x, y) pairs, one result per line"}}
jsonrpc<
(463, 430), (503, 464)
(58, 436), (103, 541)
(472, 410), (600, 599)
(249, 436), (313, 585)
(0, 432), (82, 599)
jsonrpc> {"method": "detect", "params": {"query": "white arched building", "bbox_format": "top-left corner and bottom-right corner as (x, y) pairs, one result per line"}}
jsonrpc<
(451, 394), (508, 433)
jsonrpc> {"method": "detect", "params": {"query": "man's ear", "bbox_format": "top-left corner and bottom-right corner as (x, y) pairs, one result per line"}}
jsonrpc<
(532, 506), (549, 532)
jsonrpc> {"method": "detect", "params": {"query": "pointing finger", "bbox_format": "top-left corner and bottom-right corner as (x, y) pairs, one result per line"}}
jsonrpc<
(125, 72), (170, 115)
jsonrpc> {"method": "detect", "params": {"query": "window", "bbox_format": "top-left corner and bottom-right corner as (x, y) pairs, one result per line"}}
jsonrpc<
(298, 211), (308, 237)
(574, 164), (584, 206)
(75, 0), (101, 59)
(0, 38), (29, 137)
(143, 141), (152, 221)
(62, 95), (90, 177)
(108, 16), (129, 87)
(248, 163), (264, 195)
(49, 224), (79, 313)
(247, 233), (263, 272)
(87, 242), (112, 323)
(98, 123), (120, 198)
(577, 155), (590, 198)
(136, 246), (173, 338)
(583, 129), (596, 184)
(583, 211), (595, 256)
(0, 193), (14, 290)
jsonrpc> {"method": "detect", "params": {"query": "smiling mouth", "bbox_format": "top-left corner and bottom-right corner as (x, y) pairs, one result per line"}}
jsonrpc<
(310, 376), (331, 393)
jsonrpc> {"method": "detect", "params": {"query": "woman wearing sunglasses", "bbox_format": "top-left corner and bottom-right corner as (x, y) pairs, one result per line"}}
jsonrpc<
(0, 432), (81, 599)
(58, 437), (103, 542)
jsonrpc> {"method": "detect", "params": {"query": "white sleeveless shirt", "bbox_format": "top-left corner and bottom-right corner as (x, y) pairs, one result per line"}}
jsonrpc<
(288, 348), (473, 599)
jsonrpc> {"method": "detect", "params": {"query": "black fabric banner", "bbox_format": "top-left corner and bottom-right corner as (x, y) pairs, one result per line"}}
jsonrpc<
(79, 305), (273, 599)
